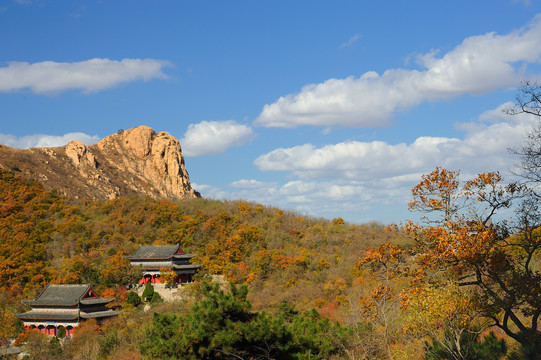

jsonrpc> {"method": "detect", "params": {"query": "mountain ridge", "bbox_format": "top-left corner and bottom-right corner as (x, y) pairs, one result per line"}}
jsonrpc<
(0, 125), (199, 201)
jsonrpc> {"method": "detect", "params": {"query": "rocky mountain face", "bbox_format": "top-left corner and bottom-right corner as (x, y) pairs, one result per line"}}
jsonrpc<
(0, 126), (199, 201)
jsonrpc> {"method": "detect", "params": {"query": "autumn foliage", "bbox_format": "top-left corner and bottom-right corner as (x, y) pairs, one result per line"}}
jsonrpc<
(404, 167), (541, 357)
(4, 164), (539, 359)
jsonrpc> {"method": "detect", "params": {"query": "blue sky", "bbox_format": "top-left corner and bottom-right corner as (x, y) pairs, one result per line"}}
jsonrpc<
(2, 0), (541, 223)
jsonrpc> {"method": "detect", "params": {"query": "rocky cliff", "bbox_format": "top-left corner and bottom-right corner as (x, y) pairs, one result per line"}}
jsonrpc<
(0, 126), (199, 201)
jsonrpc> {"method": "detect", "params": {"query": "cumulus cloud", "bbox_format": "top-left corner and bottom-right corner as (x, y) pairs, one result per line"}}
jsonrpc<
(249, 105), (537, 222)
(181, 120), (255, 156)
(255, 115), (531, 181)
(194, 177), (406, 223)
(255, 15), (541, 128)
(0, 132), (100, 148)
(197, 109), (534, 222)
(0, 58), (171, 94)
(476, 101), (536, 124)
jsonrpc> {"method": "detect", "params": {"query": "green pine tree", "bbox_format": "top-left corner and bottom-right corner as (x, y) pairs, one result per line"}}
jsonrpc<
(142, 283), (154, 302)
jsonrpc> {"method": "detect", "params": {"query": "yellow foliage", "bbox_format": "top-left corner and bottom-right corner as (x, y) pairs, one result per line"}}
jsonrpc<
(285, 277), (296, 288)
(402, 282), (476, 335)
(238, 202), (251, 215)
(317, 258), (330, 271)
(159, 267), (178, 286)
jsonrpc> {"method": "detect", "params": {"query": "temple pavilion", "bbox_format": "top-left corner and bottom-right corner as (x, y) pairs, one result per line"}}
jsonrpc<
(125, 244), (202, 285)
(16, 284), (119, 337)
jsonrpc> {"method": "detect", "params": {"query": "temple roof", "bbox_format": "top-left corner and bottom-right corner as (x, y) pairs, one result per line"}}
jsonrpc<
(172, 254), (196, 259)
(21, 284), (113, 307)
(80, 297), (115, 306)
(125, 244), (192, 260)
(140, 263), (202, 270)
(16, 309), (119, 321)
(15, 310), (79, 321)
(137, 263), (203, 272)
(80, 310), (120, 319)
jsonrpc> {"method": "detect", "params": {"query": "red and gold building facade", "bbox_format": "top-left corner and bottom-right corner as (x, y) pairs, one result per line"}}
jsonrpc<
(126, 244), (202, 285)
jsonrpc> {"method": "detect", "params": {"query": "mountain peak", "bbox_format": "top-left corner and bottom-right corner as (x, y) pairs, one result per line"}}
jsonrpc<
(0, 126), (199, 201)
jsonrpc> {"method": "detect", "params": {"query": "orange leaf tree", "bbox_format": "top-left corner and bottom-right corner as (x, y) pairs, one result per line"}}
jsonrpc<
(406, 167), (541, 354)
(159, 267), (178, 286)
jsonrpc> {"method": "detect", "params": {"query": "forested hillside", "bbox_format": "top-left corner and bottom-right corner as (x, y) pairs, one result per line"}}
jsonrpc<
(0, 168), (405, 359)
(0, 168), (398, 304)
(1, 161), (540, 359)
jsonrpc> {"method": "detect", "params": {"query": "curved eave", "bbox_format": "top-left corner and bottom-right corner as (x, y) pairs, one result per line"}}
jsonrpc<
(15, 312), (79, 321)
(172, 254), (196, 259)
(80, 310), (120, 319)
(142, 264), (202, 271)
(79, 297), (115, 305)
(174, 264), (202, 269)
(126, 254), (196, 261)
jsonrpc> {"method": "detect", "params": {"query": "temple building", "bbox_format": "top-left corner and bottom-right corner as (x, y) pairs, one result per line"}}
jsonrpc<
(16, 284), (119, 337)
(125, 244), (202, 285)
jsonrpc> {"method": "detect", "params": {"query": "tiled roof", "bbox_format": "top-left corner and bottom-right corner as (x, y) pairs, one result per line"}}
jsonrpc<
(15, 310), (79, 321)
(134, 261), (201, 269)
(22, 284), (91, 306)
(80, 310), (120, 319)
(79, 297), (115, 306)
(172, 254), (195, 259)
(125, 244), (181, 259)
(17, 284), (120, 323)
(16, 309), (119, 321)
(173, 264), (202, 269)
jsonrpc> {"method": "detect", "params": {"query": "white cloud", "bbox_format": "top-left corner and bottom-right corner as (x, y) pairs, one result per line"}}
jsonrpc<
(513, 0), (531, 7)
(181, 120), (255, 157)
(230, 179), (276, 189)
(0, 58), (171, 94)
(195, 177), (405, 223)
(255, 15), (541, 128)
(0, 132), (101, 149)
(245, 105), (537, 222)
(340, 34), (361, 48)
(477, 101), (534, 124)
(254, 137), (462, 180)
(254, 117), (530, 181)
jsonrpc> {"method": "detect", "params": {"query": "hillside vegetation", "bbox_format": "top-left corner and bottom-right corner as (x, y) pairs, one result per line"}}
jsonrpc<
(1, 164), (539, 359)
(0, 169), (397, 305)
(0, 169), (408, 358)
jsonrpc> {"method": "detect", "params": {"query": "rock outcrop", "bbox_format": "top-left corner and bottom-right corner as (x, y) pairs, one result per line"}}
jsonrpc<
(0, 126), (199, 201)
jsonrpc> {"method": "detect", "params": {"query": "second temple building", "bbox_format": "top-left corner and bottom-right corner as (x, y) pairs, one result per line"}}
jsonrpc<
(125, 244), (202, 285)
